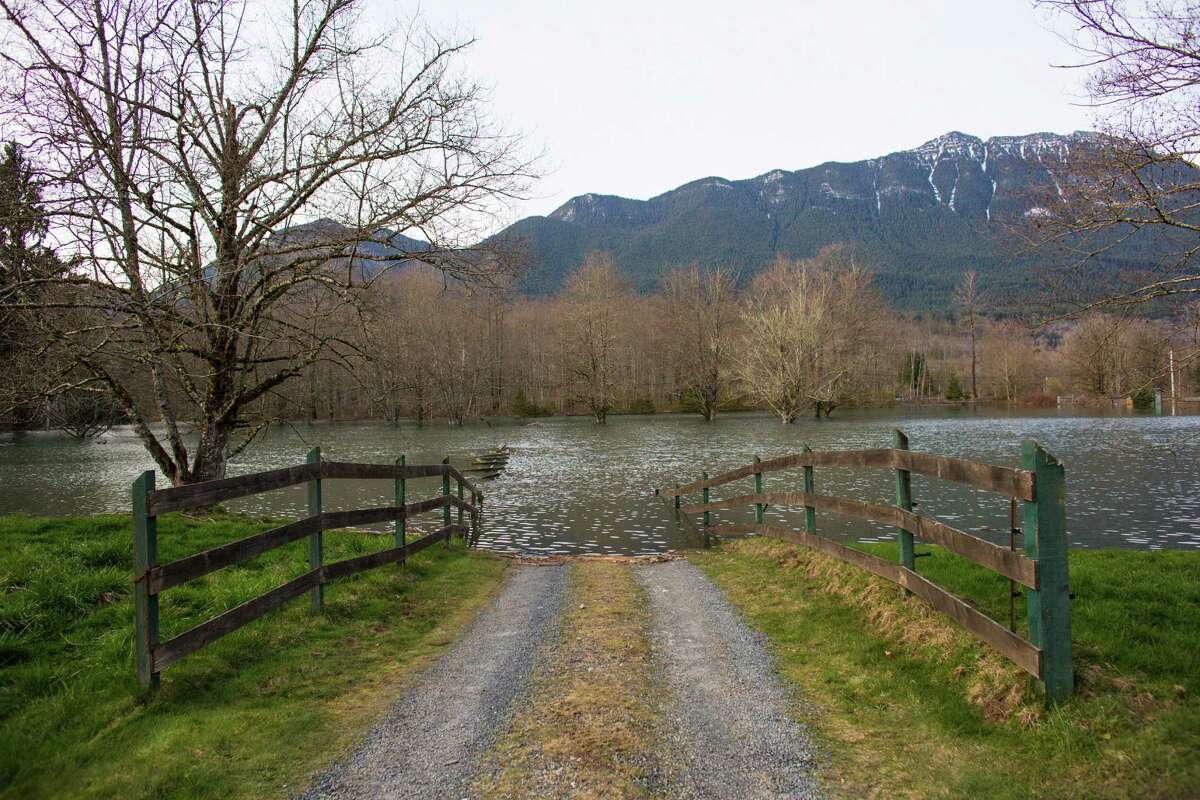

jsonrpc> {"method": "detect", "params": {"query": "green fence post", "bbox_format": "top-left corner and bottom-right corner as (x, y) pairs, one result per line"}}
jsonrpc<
(802, 444), (816, 535)
(754, 455), (764, 524)
(442, 456), (451, 546)
(132, 470), (159, 689)
(1023, 440), (1073, 704)
(395, 454), (406, 551)
(894, 430), (915, 581)
(476, 493), (485, 546)
(457, 474), (465, 529)
(307, 447), (324, 612)
(702, 471), (711, 547)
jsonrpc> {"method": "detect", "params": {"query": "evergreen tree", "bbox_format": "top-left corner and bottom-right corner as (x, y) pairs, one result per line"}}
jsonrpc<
(945, 369), (965, 402)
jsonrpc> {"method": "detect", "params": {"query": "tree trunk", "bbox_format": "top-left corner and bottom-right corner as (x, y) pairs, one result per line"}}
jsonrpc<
(970, 325), (978, 401)
(191, 422), (232, 484)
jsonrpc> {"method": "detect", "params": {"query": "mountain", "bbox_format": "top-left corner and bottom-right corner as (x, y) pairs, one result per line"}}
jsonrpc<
(489, 131), (1158, 311)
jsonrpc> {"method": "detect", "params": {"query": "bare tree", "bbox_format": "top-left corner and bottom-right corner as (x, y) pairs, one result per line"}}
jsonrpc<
(0, 0), (532, 483)
(954, 270), (984, 400)
(979, 320), (1040, 403)
(559, 252), (629, 424)
(658, 264), (739, 420)
(1035, 1), (1200, 312)
(738, 248), (888, 422)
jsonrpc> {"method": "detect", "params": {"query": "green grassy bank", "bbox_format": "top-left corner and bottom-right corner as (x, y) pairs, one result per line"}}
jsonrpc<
(691, 538), (1200, 799)
(0, 513), (508, 800)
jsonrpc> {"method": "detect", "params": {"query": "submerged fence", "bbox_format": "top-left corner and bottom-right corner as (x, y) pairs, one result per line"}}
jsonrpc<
(659, 431), (1073, 704)
(132, 448), (483, 688)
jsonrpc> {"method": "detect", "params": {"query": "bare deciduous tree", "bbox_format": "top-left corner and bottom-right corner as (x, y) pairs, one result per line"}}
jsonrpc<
(954, 269), (984, 400)
(739, 248), (888, 423)
(658, 264), (739, 420)
(560, 252), (630, 424)
(0, 0), (532, 483)
(979, 320), (1040, 404)
(1036, 0), (1200, 312)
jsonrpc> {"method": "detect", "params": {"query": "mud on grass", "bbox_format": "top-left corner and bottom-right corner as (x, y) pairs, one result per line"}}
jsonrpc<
(0, 513), (508, 800)
(474, 561), (664, 799)
(690, 537), (1200, 800)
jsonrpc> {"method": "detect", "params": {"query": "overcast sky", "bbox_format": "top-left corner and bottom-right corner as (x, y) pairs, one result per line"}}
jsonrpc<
(410, 1), (1094, 223)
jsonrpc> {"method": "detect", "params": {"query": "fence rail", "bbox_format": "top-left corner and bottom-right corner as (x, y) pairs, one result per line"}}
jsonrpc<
(658, 432), (1072, 704)
(132, 448), (484, 688)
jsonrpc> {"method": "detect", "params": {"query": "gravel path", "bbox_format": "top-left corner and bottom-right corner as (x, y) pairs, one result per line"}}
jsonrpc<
(298, 564), (568, 800)
(637, 560), (823, 800)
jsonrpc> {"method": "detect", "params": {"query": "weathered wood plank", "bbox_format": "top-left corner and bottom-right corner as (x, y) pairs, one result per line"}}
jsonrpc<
(711, 522), (1042, 677)
(149, 497), (471, 593)
(150, 516), (322, 593)
(149, 460), (461, 514)
(898, 509), (1039, 589)
(153, 568), (322, 670)
(710, 522), (903, 582)
(149, 463), (319, 514)
(445, 466), (482, 499)
(892, 450), (1035, 501)
(896, 567), (1042, 677)
(321, 525), (454, 581)
(689, 491), (1038, 588)
(663, 448), (1033, 500)
(320, 462), (445, 481)
(153, 524), (467, 671)
(667, 449), (895, 495)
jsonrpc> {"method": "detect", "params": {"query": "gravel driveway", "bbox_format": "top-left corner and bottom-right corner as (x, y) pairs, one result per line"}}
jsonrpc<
(298, 564), (568, 800)
(637, 559), (824, 799)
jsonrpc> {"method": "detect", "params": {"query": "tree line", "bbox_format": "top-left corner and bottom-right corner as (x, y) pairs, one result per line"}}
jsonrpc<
(247, 249), (1200, 426)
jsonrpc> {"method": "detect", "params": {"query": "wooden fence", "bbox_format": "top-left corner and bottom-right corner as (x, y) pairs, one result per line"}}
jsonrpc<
(658, 431), (1073, 704)
(132, 448), (483, 688)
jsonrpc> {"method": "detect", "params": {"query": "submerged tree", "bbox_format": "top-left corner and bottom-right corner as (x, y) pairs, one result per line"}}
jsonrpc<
(739, 247), (887, 423)
(658, 264), (740, 420)
(0, 0), (532, 483)
(560, 253), (630, 424)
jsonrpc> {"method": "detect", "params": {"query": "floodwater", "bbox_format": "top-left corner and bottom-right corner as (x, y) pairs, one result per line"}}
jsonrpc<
(2, 409), (1199, 554)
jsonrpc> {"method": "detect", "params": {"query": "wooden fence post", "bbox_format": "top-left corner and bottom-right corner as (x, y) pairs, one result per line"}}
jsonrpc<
(1022, 440), (1073, 704)
(457, 473), (465, 529)
(132, 470), (159, 689)
(702, 471), (711, 548)
(754, 455), (764, 524)
(395, 454), (406, 551)
(894, 430), (915, 583)
(442, 456), (451, 546)
(674, 484), (681, 510)
(307, 447), (324, 612)
(475, 493), (484, 546)
(802, 444), (816, 535)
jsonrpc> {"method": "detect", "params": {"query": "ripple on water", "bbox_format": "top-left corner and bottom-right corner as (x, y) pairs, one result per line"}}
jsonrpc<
(2, 411), (1200, 554)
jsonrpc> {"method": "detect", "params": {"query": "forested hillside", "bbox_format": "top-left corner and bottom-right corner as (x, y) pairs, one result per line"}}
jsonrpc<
(489, 130), (1182, 312)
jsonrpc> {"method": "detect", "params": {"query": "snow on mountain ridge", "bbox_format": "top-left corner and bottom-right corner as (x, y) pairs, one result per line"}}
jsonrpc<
(541, 130), (1102, 224)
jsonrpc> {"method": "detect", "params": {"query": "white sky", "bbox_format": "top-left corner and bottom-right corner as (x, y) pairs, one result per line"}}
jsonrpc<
(404, 0), (1095, 224)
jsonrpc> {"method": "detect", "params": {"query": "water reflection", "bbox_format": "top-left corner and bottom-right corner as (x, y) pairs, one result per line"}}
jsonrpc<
(2, 409), (1198, 553)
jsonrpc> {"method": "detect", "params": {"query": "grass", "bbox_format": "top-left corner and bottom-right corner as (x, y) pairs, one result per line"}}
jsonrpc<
(691, 537), (1200, 799)
(0, 512), (508, 800)
(474, 561), (661, 799)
